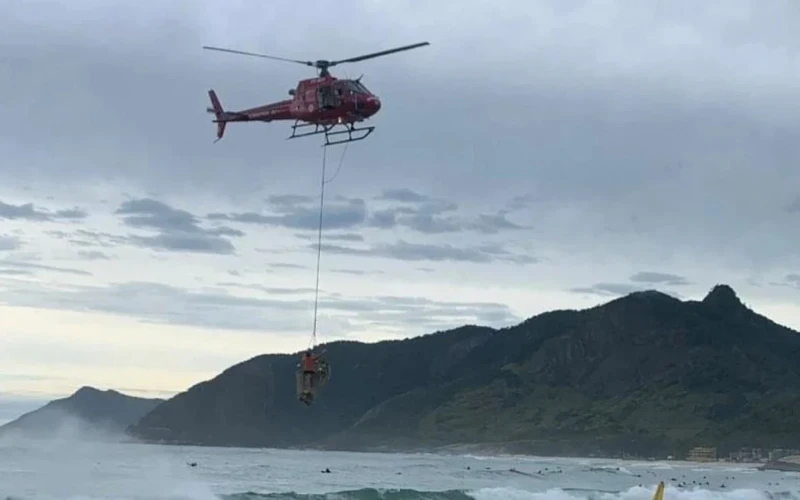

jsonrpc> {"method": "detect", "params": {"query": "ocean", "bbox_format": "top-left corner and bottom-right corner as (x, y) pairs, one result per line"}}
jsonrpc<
(0, 438), (797, 500)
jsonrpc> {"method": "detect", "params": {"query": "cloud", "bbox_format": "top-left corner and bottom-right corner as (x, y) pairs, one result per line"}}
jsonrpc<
(207, 189), (530, 239)
(77, 250), (112, 261)
(207, 195), (367, 231)
(0, 269), (33, 277)
(215, 281), (318, 295)
(330, 268), (384, 276)
(630, 272), (691, 286)
(375, 188), (431, 203)
(47, 229), (129, 249)
(367, 195), (530, 235)
(569, 283), (644, 297)
(114, 198), (244, 254)
(296, 232), (364, 242)
(317, 240), (535, 264)
(0, 259), (92, 277)
(570, 271), (693, 297)
(0, 280), (520, 335)
(268, 262), (308, 270)
(0, 235), (20, 251)
(0, 200), (87, 222)
(775, 274), (800, 290)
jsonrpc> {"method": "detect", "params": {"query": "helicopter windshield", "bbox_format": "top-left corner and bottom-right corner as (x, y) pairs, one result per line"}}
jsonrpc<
(353, 81), (372, 95)
(339, 80), (372, 96)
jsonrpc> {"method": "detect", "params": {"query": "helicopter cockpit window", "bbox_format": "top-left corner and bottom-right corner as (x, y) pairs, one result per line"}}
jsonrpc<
(351, 81), (372, 95)
(338, 80), (370, 95)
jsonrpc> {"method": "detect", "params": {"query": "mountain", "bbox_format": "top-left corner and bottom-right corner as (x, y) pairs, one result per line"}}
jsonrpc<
(0, 386), (163, 439)
(127, 285), (800, 457)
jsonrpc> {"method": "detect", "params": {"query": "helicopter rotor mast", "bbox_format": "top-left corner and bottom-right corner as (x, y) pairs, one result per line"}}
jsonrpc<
(202, 42), (430, 77)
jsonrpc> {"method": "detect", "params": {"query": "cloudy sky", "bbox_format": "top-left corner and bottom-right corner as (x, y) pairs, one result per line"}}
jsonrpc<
(1, 0), (799, 420)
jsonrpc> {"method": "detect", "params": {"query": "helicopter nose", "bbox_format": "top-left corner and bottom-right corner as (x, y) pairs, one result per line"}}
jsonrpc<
(365, 96), (380, 115)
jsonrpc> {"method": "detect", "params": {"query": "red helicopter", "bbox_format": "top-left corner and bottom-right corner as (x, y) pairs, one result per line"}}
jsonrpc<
(202, 42), (430, 146)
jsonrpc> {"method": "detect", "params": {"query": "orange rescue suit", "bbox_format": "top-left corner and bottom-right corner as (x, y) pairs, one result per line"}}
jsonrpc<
(302, 355), (316, 371)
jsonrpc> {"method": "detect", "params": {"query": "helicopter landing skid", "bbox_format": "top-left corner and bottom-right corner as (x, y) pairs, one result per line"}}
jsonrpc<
(288, 121), (375, 146)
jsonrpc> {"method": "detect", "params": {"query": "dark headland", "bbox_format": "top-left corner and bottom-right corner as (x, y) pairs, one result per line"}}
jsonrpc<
(0, 386), (163, 439)
(119, 284), (800, 459)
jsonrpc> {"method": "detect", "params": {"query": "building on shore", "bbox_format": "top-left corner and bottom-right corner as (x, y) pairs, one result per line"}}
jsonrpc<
(729, 448), (764, 462)
(768, 449), (800, 461)
(687, 446), (717, 462)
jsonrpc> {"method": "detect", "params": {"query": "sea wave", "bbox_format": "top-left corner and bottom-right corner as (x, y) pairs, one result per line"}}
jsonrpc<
(221, 486), (800, 500)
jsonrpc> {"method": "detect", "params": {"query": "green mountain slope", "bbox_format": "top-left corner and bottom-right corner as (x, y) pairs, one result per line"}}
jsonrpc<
(127, 285), (800, 457)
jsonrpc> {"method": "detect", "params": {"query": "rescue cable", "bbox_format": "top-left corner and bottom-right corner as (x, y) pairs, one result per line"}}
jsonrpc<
(309, 142), (349, 349)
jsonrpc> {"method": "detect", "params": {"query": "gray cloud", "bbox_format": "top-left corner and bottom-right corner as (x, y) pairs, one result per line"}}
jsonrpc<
(207, 195), (367, 231)
(506, 194), (535, 211)
(47, 229), (129, 249)
(366, 196), (529, 235)
(115, 198), (244, 254)
(569, 283), (644, 297)
(77, 250), (113, 261)
(0, 269), (33, 277)
(50, 205), (245, 256)
(375, 188), (431, 203)
(629, 272), (691, 286)
(330, 268), (384, 276)
(268, 262), (308, 270)
(296, 232), (364, 243)
(317, 240), (535, 264)
(266, 194), (316, 208)
(570, 271), (693, 297)
(0, 259), (92, 277)
(775, 274), (800, 290)
(0, 200), (87, 222)
(0, 236), (20, 251)
(208, 189), (529, 238)
(0, 280), (520, 335)
(215, 281), (318, 295)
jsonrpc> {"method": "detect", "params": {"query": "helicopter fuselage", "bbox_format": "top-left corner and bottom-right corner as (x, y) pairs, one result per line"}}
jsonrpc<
(218, 76), (381, 126)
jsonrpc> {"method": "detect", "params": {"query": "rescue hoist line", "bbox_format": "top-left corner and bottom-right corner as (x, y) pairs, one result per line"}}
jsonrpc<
(309, 142), (349, 349)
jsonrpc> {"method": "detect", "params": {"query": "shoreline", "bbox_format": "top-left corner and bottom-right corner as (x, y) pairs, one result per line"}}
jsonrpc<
(118, 437), (769, 468)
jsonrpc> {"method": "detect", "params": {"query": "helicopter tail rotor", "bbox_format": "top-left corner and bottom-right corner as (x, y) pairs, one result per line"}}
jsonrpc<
(207, 89), (229, 142)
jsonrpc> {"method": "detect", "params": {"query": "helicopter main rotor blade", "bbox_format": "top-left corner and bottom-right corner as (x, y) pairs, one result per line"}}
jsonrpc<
(329, 42), (430, 67)
(202, 46), (313, 67)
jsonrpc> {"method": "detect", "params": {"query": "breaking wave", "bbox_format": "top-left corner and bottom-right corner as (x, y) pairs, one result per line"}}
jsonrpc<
(220, 486), (800, 500)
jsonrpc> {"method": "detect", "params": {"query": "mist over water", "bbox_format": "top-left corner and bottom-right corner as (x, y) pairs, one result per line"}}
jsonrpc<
(1, 425), (798, 500)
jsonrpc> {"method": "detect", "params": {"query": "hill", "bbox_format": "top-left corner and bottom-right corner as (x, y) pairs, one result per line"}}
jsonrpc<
(127, 285), (800, 457)
(0, 386), (163, 439)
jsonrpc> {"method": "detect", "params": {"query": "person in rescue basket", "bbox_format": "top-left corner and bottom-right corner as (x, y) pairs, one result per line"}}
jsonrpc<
(300, 350), (319, 396)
